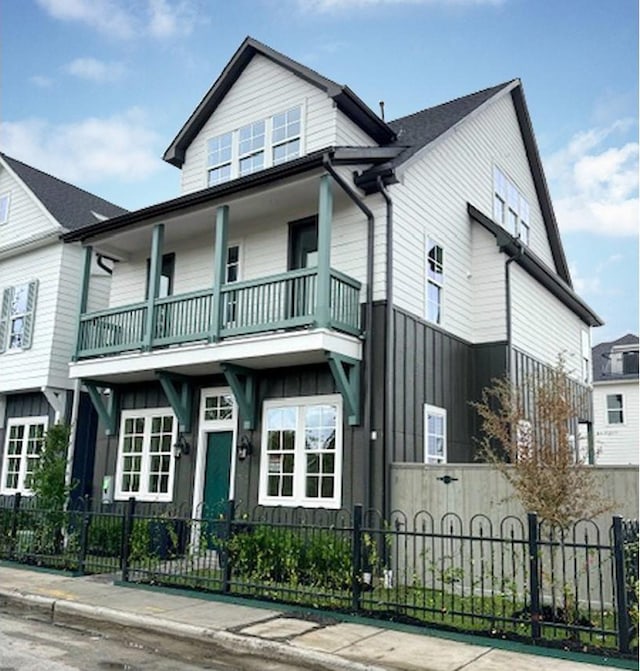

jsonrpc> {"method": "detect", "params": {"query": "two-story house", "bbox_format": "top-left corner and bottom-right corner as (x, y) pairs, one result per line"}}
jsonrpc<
(62, 37), (602, 516)
(0, 153), (126, 501)
(592, 334), (639, 465)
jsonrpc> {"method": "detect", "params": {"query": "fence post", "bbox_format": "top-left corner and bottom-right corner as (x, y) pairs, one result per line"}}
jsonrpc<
(527, 512), (541, 641)
(351, 504), (363, 612)
(612, 515), (631, 654)
(77, 504), (91, 576)
(221, 499), (235, 594)
(9, 493), (22, 559)
(121, 497), (136, 583)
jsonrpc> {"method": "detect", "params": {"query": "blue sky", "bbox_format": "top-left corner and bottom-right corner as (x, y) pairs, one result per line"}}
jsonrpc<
(1, 0), (637, 344)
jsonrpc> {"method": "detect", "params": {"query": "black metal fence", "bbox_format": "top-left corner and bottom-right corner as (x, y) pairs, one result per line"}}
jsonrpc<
(0, 493), (637, 658)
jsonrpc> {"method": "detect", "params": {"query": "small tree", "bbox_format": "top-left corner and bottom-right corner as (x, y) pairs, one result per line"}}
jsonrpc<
(30, 423), (73, 510)
(472, 357), (609, 527)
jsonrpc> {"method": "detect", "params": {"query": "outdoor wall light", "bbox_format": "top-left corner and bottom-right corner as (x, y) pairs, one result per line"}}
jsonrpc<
(237, 435), (253, 461)
(173, 433), (190, 459)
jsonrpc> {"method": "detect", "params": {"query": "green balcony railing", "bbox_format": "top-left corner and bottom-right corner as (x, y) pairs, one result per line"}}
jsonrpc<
(76, 268), (361, 359)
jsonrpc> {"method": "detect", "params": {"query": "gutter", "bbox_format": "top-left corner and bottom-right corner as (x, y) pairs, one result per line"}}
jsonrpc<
(322, 156), (376, 510)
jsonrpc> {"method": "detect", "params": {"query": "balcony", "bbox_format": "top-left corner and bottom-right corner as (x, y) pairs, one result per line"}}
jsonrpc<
(76, 268), (362, 360)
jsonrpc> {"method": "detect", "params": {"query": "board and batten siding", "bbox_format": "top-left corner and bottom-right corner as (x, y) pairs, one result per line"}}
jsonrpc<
(593, 380), (639, 465)
(509, 263), (586, 372)
(0, 162), (59, 254)
(391, 92), (556, 343)
(180, 55), (338, 195)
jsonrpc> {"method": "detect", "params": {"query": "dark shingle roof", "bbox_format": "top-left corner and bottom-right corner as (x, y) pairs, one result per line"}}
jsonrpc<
(1, 154), (127, 232)
(592, 333), (639, 382)
(385, 81), (515, 168)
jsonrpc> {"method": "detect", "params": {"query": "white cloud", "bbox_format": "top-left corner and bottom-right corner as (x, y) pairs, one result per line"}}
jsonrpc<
(297, 0), (504, 11)
(570, 254), (623, 297)
(29, 75), (54, 88)
(36, 0), (196, 40)
(66, 57), (125, 82)
(0, 109), (163, 184)
(546, 120), (639, 237)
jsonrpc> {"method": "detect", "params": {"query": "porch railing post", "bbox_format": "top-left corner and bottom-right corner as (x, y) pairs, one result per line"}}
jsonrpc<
(210, 205), (229, 342)
(73, 245), (93, 360)
(612, 515), (631, 654)
(316, 174), (332, 329)
(221, 499), (235, 594)
(143, 223), (164, 351)
(351, 504), (363, 612)
(9, 492), (22, 559)
(121, 497), (136, 582)
(527, 512), (541, 641)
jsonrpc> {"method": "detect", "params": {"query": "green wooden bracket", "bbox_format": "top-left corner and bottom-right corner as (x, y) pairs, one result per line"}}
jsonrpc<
(156, 370), (193, 433)
(326, 352), (361, 426)
(84, 380), (120, 436)
(221, 363), (258, 430)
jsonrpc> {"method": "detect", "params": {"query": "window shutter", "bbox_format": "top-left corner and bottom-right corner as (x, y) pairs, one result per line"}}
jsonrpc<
(0, 287), (12, 354)
(21, 280), (38, 350)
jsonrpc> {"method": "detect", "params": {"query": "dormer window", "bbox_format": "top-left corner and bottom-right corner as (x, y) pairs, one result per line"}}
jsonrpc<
(206, 105), (302, 187)
(493, 167), (530, 245)
(0, 193), (10, 225)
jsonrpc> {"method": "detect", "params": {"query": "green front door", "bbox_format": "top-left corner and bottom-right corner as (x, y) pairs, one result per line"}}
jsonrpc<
(203, 431), (233, 519)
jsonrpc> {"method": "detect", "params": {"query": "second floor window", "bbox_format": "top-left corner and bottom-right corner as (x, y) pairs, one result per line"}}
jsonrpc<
(493, 166), (530, 245)
(0, 280), (38, 353)
(606, 394), (624, 424)
(426, 239), (444, 325)
(145, 253), (175, 299)
(207, 105), (302, 187)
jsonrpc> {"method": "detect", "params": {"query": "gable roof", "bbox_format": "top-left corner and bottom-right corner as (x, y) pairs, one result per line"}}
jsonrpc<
(592, 333), (639, 382)
(163, 36), (396, 168)
(0, 154), (127, 232)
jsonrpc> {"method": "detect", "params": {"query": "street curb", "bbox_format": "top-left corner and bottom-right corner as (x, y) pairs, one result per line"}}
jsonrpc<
(0, 588), (388, 671)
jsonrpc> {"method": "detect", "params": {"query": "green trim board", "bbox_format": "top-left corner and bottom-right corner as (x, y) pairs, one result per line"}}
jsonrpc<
(210, 205), (229, 343)
(84, 381), (120, 435)
(144, 224), (165, 351)
(220, 363), (258, 430)
(155, 371), (193, 433)
(325, 352), (361, 426)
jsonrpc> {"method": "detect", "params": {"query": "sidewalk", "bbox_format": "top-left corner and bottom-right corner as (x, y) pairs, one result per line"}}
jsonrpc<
(0, 564), (633, 671)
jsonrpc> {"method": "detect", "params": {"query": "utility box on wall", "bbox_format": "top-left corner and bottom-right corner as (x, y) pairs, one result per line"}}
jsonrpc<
(101, 475), (114, 504)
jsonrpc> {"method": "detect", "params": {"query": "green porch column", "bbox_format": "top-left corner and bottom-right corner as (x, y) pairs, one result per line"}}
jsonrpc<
(73, 245), (93, 360)
(143, 223), (164, 351)
(210, 205), (229, 342)
(316, 174), (333, 329)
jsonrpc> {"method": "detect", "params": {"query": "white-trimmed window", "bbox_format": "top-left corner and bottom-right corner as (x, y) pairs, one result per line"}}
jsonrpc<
(426, 239), (444, 325)
(206, 105), (302, 187)
(259, 395), (342, 508)
(606, 394), (624, 425)
(0, 280), (38, 353)
(493, 166), (530, 245)
(0, 193), (10, 225)
(115, 409), (177, 502)
(424, 405), (446, 464)
(1, 417), (48, 494)
(203, 393), (234, 421)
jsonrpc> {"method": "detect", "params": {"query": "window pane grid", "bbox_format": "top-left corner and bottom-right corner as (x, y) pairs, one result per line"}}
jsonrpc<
(493, 166), (530, 245)
(204, 394), (234, 421)
(2, 420), (46, 493)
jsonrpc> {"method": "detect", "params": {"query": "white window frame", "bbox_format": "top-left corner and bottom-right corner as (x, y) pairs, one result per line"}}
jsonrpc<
(205, 104), (304, 187)
(426, 238), (444, 325)
(259, 394), (342, 509)
(0, 193), (10, 225)
(493, 166), (531, 244)
(424, 404), (447, 464)
(606, 394), (624, 425)
(0, 416), (48, 495)
(238, 120), (266, 177)
(114, 408), (177, 502)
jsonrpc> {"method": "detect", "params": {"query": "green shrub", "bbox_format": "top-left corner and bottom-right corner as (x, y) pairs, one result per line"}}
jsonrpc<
(88, 517), (124, 557)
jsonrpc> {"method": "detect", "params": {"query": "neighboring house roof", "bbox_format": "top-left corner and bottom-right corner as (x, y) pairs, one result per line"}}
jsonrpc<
(163, 36), (396, 168)
(592, 333), (639, 382)
(1, 153), (127, 232)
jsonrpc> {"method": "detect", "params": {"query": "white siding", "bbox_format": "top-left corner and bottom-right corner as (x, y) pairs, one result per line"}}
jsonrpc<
(0, 244), (66, 393)
(0, 163), (59, 253)
(180, 55), (337, 195)
(335, 112), (377, 146)
(593, 381), (639, 465)
(392, 93), (558, 342)
(510, 263), (585, 371)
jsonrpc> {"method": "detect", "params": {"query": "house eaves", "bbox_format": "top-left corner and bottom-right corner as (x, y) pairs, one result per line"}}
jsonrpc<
(62, 147), (382, 244)
(163, 36), (396, 168)
(468, 203), (603, 327)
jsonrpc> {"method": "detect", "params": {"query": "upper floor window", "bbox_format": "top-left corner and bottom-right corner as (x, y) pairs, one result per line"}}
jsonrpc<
(1, 417), (47, 494)
(606, 394), (624, 425)
(145, 253), (175, 299)
(0, 193), (10, 225)
(424, 404), (446, 464)
(493, 166), (530, 245)
(426, 238), (444, 325)
(207, 105), (302, 187)
(0, 280), (38, 353)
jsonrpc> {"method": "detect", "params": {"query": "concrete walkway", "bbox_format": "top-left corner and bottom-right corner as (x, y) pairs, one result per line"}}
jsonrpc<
(0, 565), (632, 671)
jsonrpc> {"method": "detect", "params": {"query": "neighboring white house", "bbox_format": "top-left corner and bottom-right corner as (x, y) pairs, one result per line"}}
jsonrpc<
(592, 334), (639, 465)
(0, 153), (126, 499)
(61, 37), (602, 515)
